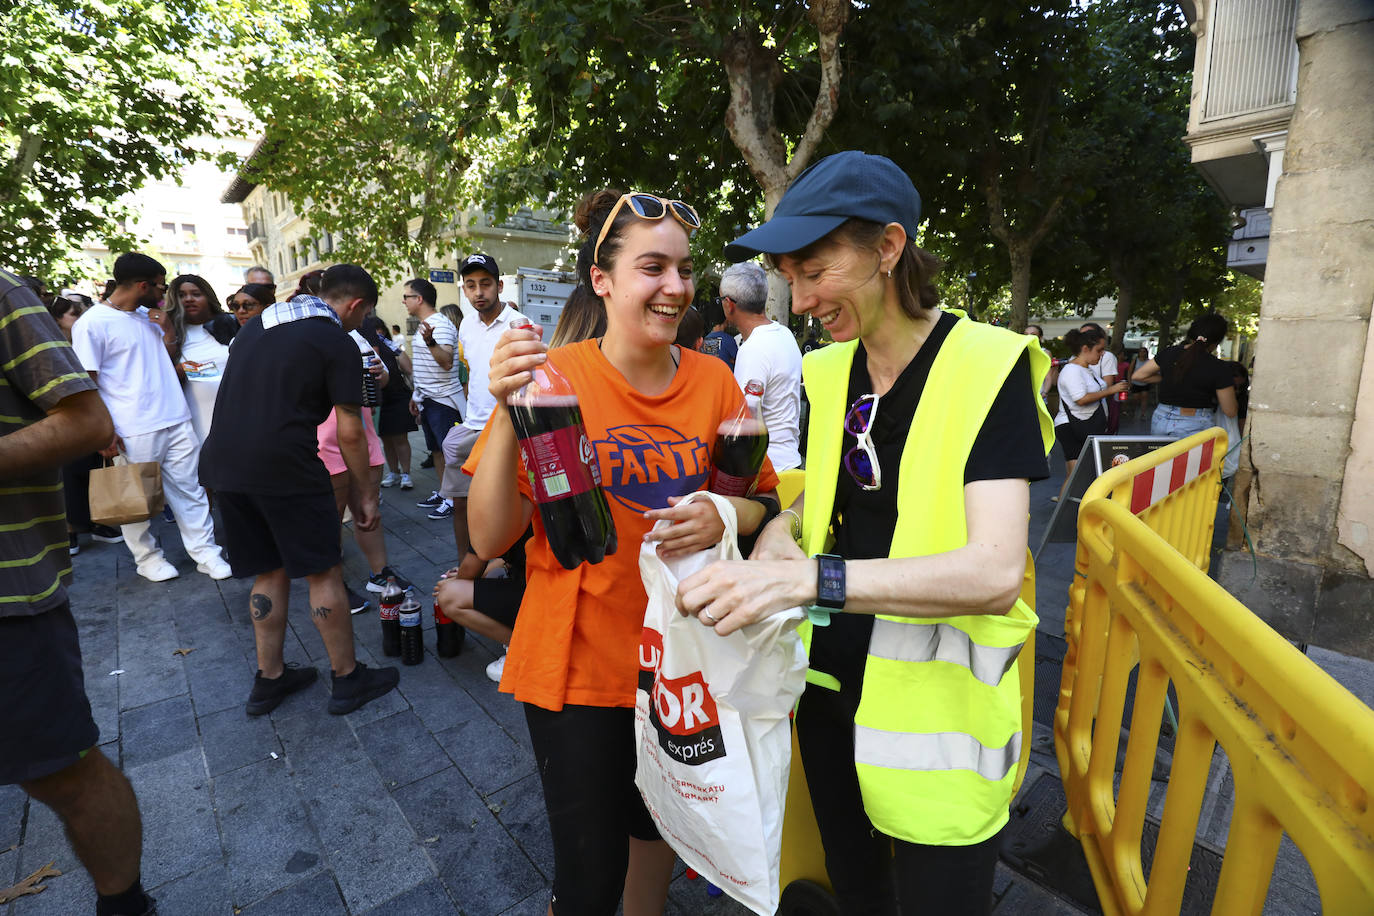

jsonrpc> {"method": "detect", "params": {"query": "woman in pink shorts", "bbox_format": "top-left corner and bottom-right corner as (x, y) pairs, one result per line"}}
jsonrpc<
(317, 331), (411, 606)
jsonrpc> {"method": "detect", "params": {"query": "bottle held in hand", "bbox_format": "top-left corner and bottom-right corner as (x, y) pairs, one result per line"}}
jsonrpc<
(361, 353), (380, 407)
(708, 379), (769, 498)
(379, 576), (403, 657)
(505, 317), (617, 570)
(399, 590), (423, 665)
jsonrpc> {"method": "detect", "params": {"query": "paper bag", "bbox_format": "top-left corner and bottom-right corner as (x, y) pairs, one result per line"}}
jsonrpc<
(635, 491), (807, 915)
(89, 459), (165, 526)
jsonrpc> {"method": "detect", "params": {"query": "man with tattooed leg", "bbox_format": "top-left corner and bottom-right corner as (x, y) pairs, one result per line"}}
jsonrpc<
(199, 264), (399, 716)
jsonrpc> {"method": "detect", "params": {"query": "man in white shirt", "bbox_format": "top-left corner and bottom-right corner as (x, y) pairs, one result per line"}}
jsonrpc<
(720, 261), (803, 471)
(71, 253), (231, 582)
(438, 253), (522, 557)
(1082, 322), (1121, 433)
(404, 277), (465, 519)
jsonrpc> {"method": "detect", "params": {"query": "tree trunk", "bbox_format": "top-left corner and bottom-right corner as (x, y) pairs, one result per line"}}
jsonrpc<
(1007, 244), (1032, 333)
(1107, 249), (1138, 352)
(720, 0), (849, 326)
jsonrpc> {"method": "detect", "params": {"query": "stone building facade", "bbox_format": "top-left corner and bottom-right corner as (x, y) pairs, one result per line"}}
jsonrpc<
(1181, 0), (1374, 656)
(221, 149), (571, 334)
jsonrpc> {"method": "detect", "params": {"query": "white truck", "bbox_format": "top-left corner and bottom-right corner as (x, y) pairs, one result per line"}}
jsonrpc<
(516, 267), (578, 342)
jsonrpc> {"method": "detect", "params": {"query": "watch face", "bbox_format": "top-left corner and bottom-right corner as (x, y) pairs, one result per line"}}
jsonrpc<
(818, 555), (845, 606)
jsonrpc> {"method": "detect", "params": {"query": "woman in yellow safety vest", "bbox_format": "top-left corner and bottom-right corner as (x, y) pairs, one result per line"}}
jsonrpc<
(677, 151), (1054, 914)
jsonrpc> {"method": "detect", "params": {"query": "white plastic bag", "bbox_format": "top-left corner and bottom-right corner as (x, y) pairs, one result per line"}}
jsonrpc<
(635, 491), (807, 915)
(1219, 412), (1242, 478)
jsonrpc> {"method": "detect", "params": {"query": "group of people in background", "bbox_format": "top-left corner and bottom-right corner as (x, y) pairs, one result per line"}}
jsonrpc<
(5, 147), (1260, 916)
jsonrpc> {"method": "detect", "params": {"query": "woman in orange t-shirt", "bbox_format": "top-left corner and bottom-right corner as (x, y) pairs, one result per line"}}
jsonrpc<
(467, 189), (779, 915)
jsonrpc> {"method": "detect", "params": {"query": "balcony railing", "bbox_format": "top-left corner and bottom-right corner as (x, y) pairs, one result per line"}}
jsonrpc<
(1202, 0), (1298, 121)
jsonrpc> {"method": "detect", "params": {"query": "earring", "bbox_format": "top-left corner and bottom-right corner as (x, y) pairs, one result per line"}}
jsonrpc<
(886, 268), (893, 279)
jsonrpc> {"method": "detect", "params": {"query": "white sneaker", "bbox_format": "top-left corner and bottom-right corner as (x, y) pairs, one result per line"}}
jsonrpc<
(196, 557), (233, 580)
(137, 558), (180, 582)
(380, 472), (400, 488)
(399, 474), (413, 490)
(485, 652), (507, 683)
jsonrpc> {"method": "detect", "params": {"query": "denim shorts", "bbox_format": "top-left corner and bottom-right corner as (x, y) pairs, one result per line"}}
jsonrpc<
(1150, 404), (1216, 439)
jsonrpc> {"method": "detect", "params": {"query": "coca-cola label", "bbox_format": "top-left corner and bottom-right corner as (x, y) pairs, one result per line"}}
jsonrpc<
(380, 601), (399, 622)
(519, 425), (600, 502)
(708, 468), (755, 498)
(637, 626), (726, 766)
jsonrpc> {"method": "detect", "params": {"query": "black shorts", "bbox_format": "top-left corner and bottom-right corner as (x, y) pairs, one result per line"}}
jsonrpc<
(419, 398), (462, 453)
(217, 488), (342, 579)
(0, 602), (100, 785)
(1055, 421), (1090, 463)
(524, 703), (660, 914)
(473, 577), (523, 630)
(377, 396), (417, 437)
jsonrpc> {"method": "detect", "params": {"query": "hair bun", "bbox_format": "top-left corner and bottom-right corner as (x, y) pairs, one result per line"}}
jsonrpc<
(573, 189), (624, 235)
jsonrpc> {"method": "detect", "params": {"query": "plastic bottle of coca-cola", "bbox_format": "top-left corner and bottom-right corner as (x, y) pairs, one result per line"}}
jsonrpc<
(505, 317), (616, 570)
(379, 576), (403, 657)
(398, 590), (423, 665)
(434, 602), (464, 657)
(708, 379), (769, 497)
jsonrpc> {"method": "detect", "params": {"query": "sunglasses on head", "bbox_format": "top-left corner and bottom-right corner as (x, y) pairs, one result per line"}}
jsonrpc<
(843, 394), (882, 491)
(593, 193), (700, 266)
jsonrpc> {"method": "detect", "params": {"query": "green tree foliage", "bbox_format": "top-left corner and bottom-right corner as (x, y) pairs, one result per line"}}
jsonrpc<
(341, 0), (850, 315)
(1076, 0), (1230, 351)
(835, 2), (1107, 332)
(217, 0), (510, 279)
(1, 1), (215, 281)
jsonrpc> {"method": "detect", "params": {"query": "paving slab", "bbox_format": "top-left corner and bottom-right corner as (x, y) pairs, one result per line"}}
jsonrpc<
(199, 705), (285, 777)
(393, 767), (544, 916)
(126, 748), (221, 890)
(215, 757), (323, 907)
(147, 862), (235, 916)
(359, 876), (458, 915)
(355, 710), (451, 791)
(238, 870), (349, 916)
(119, 693), (198, 769)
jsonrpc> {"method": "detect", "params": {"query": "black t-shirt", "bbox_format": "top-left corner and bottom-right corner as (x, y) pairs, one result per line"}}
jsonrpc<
(200, 316), (362, 496)
(1154, 344), (1233, 409)
(811, 311), (1049, 689)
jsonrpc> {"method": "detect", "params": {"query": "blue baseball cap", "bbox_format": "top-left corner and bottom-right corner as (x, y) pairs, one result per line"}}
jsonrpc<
(724, 151), (921, 263)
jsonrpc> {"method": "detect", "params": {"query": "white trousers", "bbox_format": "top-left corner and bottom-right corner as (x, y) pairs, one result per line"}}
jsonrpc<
(118, 419), (224, 569)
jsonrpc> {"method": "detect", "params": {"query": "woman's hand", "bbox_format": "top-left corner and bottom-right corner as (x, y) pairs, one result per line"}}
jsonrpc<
(488, 324), (547, 403)
(749, 513), (806, 561)
(642, 495), (727, 559)
(676, 559), (814, 635)
(1106, 380), (1129, 396)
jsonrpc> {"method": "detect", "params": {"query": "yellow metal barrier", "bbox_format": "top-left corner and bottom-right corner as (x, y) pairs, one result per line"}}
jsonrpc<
(1058, 429), (1228, 786)
(1059, 498), (1374, 915)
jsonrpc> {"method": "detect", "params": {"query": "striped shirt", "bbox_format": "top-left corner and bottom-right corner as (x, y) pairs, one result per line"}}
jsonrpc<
(409, 311), (465, 411)
(0, 269), (98, 616)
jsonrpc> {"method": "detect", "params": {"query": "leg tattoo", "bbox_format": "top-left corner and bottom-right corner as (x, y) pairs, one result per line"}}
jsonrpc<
(251, 593), (273, 620)
(311, 605), (332, 620)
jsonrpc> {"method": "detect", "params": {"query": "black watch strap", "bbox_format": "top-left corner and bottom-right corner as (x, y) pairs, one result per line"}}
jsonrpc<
(816, 554), (846, 609)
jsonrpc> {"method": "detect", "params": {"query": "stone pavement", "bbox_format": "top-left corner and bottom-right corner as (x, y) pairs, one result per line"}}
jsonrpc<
(5, 419), (1369, 915)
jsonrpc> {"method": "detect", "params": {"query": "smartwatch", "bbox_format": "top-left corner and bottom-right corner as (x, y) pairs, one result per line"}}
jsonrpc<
(816, 554), (846, 609)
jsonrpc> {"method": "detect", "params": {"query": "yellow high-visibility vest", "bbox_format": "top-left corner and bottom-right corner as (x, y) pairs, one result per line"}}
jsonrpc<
(800, 311), (1053, 846)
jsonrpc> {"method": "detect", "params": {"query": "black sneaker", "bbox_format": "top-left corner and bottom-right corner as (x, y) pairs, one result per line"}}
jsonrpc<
(69, 533), (80, 556)
(366, 566), (413, 593)
(347, 587), (371, 615)
(419, 454), (435, 469)
(426, 501), (454, 520)
(90, 523), (124, 543)
(246, 664), (319, 716)
(328, 662), (400, 715)
(416, 490), (444, 508)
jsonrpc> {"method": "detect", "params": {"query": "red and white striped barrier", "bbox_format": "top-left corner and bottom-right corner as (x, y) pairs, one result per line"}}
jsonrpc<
(1129, 438), (1215, 514)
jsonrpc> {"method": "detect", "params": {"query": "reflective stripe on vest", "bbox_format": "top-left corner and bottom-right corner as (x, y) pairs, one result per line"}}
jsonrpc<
(854, 725), (1022, 783)
(868, 619), (1023, 688)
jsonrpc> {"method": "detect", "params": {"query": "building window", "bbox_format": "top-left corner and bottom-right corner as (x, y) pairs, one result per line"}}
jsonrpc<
(181, 223), (196, 235)
(277, 252), (284, 274)
(161, 221), (176, 233)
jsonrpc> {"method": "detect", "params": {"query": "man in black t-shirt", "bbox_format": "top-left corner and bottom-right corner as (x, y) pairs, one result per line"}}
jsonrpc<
(200, 264), (399, 717)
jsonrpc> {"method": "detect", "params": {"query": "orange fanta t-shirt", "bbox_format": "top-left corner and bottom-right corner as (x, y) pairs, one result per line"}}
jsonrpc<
(464, 339), (779, 711)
